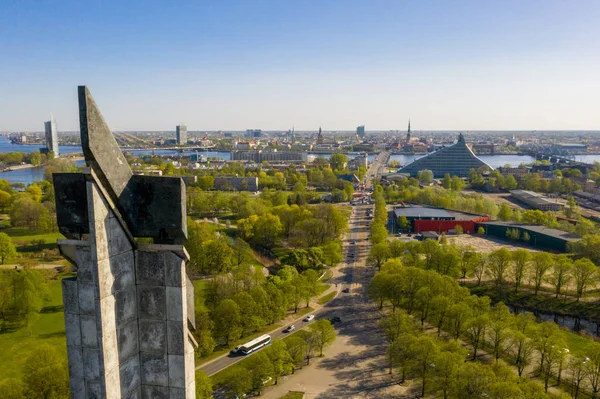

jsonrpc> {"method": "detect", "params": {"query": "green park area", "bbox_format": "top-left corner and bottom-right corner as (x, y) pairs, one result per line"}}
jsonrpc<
(0, 272), (68, 380)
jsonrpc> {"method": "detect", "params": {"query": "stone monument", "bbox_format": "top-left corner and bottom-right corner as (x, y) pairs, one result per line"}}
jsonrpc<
(54, 86), (196, 398)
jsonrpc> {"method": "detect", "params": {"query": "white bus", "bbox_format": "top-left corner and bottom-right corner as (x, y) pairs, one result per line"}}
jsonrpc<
(239, 334), (271, 355)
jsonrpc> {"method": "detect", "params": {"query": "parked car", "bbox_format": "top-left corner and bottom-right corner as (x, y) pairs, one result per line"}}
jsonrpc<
(304, 315), (315, 322)
(283, 325), (295, 333)
(330, 316), (341, 324)
(350, 240), (356, 245)
(342, 287), (350, 293)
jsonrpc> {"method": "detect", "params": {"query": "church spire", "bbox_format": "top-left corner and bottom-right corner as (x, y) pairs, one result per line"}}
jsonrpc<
(408, 119), (411, 133)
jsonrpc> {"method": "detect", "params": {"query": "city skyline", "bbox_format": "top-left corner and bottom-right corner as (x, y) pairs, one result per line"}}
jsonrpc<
(2, 0), (600, 131)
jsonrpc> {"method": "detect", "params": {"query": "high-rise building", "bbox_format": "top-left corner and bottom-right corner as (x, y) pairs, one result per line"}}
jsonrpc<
(176, 125), (187, 145)
(245, 129), (263, 138)
(356, 125), (365, 139)
(44, 114), (59, 158)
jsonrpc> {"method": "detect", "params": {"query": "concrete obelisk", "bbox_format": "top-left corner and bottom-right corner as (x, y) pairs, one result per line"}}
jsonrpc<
(54, 86), (196, 398)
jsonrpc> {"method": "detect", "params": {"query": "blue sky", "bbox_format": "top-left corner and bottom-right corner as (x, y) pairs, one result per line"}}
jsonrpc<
(1, 0), (600, 131)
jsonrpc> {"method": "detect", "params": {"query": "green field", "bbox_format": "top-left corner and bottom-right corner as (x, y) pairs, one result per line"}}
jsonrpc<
(3, 227), (64, 246)
(279, 392), (304, 399)
(318, 291), (336, 305)
(0, 276), (67, 382)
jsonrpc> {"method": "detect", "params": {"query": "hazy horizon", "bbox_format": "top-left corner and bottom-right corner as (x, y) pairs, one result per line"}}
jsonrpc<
(2, 0), (600, 131)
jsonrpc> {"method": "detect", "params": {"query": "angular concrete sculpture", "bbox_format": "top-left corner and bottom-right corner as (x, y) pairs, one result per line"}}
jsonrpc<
(54, 86), (196, 398)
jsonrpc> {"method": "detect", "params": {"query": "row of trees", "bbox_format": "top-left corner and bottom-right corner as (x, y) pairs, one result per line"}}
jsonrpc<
(194, 264), (329, 356)
(371, 264), (600, 396)
(368, 236), (600, 300)
(381, 311), (553, 398)
(219, 321), (336, 398)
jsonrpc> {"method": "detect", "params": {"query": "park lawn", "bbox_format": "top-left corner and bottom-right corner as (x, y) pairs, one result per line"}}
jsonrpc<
(318, 291), (336, 305)
(279, 392), (304, 399)
(3, 227), (64, 245)
(0, 277), (67, 382)
(320, 269), (333, 282)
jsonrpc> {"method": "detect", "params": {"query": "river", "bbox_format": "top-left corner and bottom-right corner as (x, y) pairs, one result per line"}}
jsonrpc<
(2, 139), (600, 185)
(508, 304), (600, 337)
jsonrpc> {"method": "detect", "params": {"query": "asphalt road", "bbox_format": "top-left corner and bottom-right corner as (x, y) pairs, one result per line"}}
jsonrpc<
(199, 155), (384, 378)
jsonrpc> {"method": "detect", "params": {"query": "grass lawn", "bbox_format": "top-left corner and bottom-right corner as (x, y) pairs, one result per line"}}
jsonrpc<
(318, 291), (336, 305)
(0, 276), (67, 382)
(279, 392), (304, 399)
(320, 269), (333, 282)
(3, 227), (64, 245)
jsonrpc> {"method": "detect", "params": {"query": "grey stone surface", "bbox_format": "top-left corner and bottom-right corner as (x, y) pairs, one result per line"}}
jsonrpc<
(79, 85), (132, 203)
(125, 386), (142, 399)
(62, 277), (79, 314)
(186, 275), (195, 330)
(106, 215), (132, 256)
(139, 320), (166, 353)
(53, 173), (90, 238)
(164, 252), (183, 287)
(166, 287), (183, 322)
(168, 355), (186, 388)
(80, 314), (98, 348)
(120, 175), (187, 244)
(86, 381), (103, 399)
(120, 355), (141, 396)
(118, 320), (140, 363)
(136, 251), (165, 285)
(83, 348), (101, 380)
(137, 286), (166, 320)
(111, 251), (136, 293)
(141, 385), (170, 399)
(67, 346), (84, 379)
(115, 288), (138, 325)
(78, 282), (96, 314)
(69, 377), (85, 399)
(170, 387), (186, 399)
(140, 352), (169, 386)
(64, 313), (81, 347)
(167, 321), (184, 355)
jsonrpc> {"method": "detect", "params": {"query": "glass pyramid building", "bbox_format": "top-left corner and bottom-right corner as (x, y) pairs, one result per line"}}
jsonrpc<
(397, 134), (493, 177)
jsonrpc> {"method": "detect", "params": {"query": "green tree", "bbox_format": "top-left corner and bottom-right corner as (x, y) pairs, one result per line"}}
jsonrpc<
(212, 299), (242, 345)
(329, 153), (349, 171)
(22, 345), (69, 399)
(195, 370), (213, 399)
(572, 258), (597, 301)
(548, 256), (572, 298)
(497, 203), (513, 221)
(464, 314), (489, 360)
(443, 173), (451, 190)
(285, 335), (307, 371)
(488, 248), (511, 289)
(398, 215), (410, 231)
(0, 189), (12, 212)
(0, 233), (17, 264)
(367, 242), (390, 270)
(266, 340), (293, 384)
(0, 378), (25, 399)
(433, 349), (466, 399)
(511, 249), (530, 292)
(454, 225), (463, 235)
(530, 252), (553, 295)
(411, 334), (440, 397)
(309, 319), (336, 357)
(510, 312), (537, 377)
(477, 226), (485, 235)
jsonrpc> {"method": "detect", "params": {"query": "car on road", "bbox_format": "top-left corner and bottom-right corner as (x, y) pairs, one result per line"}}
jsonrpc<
(350, 240), (356, 245)
(342, 288), (350, 293)
(283, 325), (295, 333)
(330, 316), (341, 324)
(230, 346), (241, 355)
(303, 315), (315, 322)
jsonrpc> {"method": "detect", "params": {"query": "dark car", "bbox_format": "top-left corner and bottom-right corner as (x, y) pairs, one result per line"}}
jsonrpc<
(330, 316), (341, 324)
(283, 325), (295, 333)
(342, 288), (350, 293)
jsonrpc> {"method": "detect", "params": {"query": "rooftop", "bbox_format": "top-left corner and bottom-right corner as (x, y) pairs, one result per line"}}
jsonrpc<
(478, 221), (581, 242)
(394, 207), (452, 219)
